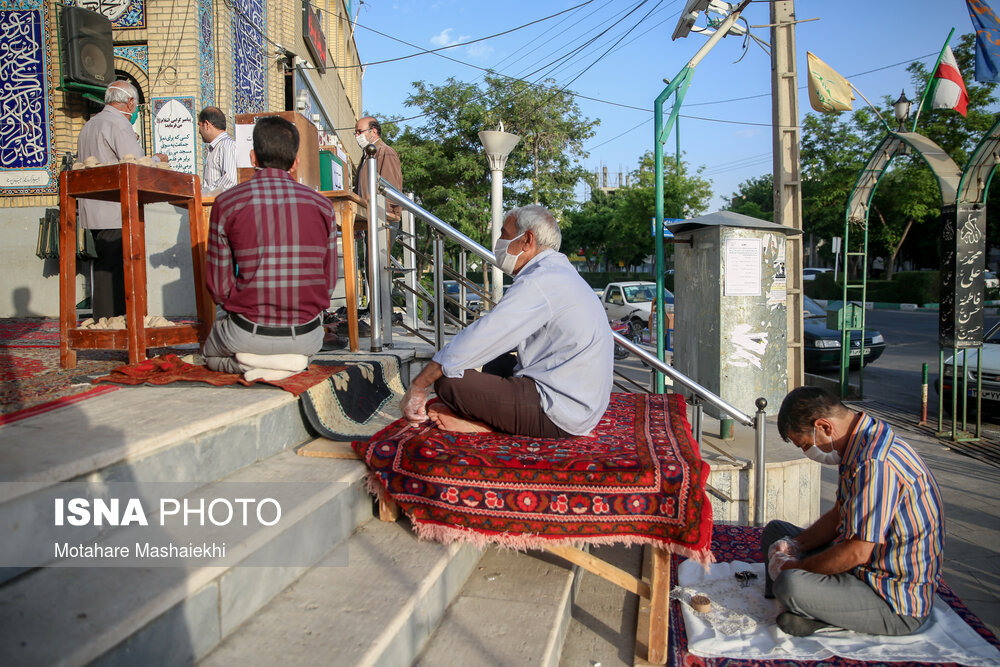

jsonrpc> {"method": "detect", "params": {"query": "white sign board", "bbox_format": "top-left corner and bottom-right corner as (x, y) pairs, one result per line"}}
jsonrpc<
(152, 98), (196, 174)
(724, 237), (762, 297)
(235, 123), (255, 168)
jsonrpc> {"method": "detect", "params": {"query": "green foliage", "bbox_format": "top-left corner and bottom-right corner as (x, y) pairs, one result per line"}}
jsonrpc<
(562, 152), (712, 270)
(804, 270), (940, 305)
(725, 174), (774, 221)
(381, 76), (597, 249)
(796, 34), (999, 276)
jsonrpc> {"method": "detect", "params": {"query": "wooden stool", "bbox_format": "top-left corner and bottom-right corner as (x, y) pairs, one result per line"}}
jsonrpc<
(321, 190), (366, 352)
(59, 163), (214, 369)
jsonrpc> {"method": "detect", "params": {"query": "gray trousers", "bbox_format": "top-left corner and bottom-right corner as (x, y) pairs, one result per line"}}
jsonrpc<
(762, 520), (927, 636)
(202, 312), (323, 374)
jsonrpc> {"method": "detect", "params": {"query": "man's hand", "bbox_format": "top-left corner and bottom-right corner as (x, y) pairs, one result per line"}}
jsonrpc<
(768, 537), (801, 561)
(768, 551), (798, 581)
(401, 384), (430, 426)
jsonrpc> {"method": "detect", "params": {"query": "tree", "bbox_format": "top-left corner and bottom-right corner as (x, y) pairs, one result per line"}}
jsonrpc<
(726, 174), (774, 221)
(562, 152), (712, 270)
(797, 34), (1000, 279)
(382, 76), (598, 250)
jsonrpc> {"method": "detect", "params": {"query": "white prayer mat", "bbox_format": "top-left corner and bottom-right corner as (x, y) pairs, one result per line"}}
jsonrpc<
(675, 560), (1000, 665)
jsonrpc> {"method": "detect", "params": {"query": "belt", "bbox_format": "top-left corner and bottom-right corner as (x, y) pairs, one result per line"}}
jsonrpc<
(230, 312), (322, 337)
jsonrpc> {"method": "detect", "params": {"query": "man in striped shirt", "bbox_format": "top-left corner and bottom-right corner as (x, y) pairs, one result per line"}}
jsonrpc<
(198, 106), (237, 195)
(202, 116), (337, 376)
(762, 386), (944, 637)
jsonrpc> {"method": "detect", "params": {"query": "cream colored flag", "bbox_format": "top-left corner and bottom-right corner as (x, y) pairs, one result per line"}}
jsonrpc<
(807, 52), (855, 112)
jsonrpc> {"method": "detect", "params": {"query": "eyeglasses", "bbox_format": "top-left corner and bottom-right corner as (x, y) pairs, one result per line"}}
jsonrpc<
(354, 127), (371, 135)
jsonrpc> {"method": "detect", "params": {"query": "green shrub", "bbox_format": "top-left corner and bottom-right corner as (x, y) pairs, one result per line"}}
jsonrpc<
(803, 270), (940, 305)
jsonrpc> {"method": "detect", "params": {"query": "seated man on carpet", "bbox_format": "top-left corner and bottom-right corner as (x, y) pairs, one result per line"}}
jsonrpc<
(202, 116), (337, 381)
(400, 205), (613, 437)
(762, 386), (944, 637)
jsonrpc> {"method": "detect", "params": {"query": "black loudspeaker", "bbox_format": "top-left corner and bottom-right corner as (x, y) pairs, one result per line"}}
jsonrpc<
(61, 7), (115, 88)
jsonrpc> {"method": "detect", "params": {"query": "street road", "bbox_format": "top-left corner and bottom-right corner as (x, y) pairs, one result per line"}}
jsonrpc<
(612, 308), (999, 429)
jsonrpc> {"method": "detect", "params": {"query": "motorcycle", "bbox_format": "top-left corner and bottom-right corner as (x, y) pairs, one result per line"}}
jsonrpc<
(610, 309), (642, 360)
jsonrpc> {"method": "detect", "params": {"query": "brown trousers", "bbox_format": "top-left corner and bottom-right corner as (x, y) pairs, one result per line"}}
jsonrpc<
(434, 354), (572, 439)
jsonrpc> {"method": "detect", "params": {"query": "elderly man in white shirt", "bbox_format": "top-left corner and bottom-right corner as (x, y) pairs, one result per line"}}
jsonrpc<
(400, 205), (614, 437)
(198, 106), (237, 195)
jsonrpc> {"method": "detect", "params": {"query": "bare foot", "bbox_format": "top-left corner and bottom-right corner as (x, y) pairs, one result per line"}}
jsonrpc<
(427, 403), (494, 433)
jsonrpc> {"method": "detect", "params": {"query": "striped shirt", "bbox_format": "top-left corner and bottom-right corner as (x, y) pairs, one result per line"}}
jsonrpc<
(203, 131), (237, 194)
(207, 168), (337, 326)
(837, 412), (944, 617)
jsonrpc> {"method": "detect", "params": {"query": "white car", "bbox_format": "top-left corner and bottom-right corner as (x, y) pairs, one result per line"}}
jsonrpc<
(938, 319), (1000, 419)
(985, 270), (998, 290)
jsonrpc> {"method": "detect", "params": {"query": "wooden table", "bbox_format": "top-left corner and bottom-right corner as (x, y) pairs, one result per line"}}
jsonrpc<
(59, 164), (214, 368)
(320, 190), (367, 352)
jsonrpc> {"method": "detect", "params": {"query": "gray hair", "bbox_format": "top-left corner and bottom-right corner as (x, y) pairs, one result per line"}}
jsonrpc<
(505, 204), (561, 251)
(104, 80), (138, 105)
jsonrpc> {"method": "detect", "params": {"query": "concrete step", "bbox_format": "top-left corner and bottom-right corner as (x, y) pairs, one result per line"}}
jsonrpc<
(199, 518), (481, 667)
(415, 547), (580, 667)
(0, 449), (371, 667)
(0, 385), (313, 584)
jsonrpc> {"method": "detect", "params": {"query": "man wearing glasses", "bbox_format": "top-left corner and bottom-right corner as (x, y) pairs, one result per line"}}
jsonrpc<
(353, 116), (402, 221)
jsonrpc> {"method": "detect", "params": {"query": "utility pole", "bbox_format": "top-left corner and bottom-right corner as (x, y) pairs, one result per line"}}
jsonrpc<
(770, 0), (804, 389)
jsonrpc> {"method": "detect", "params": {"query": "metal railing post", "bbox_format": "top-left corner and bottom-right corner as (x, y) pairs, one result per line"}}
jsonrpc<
(377, 192), (394, 348)
(690, 396), (703, 445)
(365, 144), (383, 351)
(433, 233), (445, 350)
(459, 251), (468, 325)
(402, 200), (418, 330)
(754, 397), (768, 527)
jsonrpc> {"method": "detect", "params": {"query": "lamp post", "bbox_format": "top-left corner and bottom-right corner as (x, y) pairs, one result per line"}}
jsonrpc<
(478, 122), (520, 306)
(893, 90), (911, 132)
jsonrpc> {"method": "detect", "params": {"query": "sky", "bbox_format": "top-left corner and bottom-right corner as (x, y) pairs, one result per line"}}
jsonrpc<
(351, 0), (985, 211)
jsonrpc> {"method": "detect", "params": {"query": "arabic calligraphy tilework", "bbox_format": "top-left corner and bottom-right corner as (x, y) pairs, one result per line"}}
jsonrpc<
(72, 0), (145, 30)
(152, 97), (196, 175)
(198, 0), (213, 106)
(113, 44), (147, 74)
(231, 0), (264, 114)
(0, 2), (57, 196)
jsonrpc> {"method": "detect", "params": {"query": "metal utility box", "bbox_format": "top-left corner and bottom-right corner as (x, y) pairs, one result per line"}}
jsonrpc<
(826, 302), (863, 330)
(667, 211), (803, 419)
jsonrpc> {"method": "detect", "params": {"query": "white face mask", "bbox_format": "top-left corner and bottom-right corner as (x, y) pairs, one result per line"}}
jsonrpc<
(356, 130), (370, 149)
(803, 426), (841, 466)
(493, 232), (525, 275)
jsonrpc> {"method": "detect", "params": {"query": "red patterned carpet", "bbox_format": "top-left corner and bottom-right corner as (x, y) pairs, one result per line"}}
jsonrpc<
(0, 319), (186, 421)
(352, 393), (714, 561)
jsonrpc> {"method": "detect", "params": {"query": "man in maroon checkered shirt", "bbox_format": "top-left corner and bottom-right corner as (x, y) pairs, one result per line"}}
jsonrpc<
(202, 116), (337, 376)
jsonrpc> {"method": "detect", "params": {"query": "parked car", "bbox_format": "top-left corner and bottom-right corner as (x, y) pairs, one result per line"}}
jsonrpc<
(442, 280), (483, 317)
(600, 281), (674, 338)
(937, 319), (1000, 418)
(803, 267), (833, 281)
(803, 296), (886, 372)
(985, 270), (999, 290)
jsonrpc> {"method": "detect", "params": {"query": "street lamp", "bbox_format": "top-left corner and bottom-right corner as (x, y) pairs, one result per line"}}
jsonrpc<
(893, 90), (912, 132)
(478, 122), (520, 306)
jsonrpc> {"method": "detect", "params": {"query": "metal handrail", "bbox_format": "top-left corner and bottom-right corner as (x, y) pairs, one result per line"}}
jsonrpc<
(381, 179), (768, 524)
(382, 179), (755, 424)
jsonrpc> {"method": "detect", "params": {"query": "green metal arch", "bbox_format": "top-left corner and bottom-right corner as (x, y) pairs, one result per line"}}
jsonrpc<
(958, 115), (1000, 204)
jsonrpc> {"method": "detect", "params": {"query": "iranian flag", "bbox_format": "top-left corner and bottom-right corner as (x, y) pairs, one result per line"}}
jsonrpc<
(929, 45), (969, 116)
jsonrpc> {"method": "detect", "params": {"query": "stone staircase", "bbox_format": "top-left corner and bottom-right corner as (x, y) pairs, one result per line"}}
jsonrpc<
(0, 364), (584, 667)
(0, 345), (817, 666)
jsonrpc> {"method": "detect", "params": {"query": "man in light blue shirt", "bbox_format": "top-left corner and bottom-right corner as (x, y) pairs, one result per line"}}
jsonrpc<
(400, 205), (613, 437)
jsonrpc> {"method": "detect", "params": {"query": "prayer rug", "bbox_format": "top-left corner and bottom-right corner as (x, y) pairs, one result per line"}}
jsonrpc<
(666, 524), (1000, 667)
(93, 354), (347, 397)
(0, 347), (125, 417)
(300, 353), (405, 440)
(351, 392), (714, 562)
(0, 318), (59, 348)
